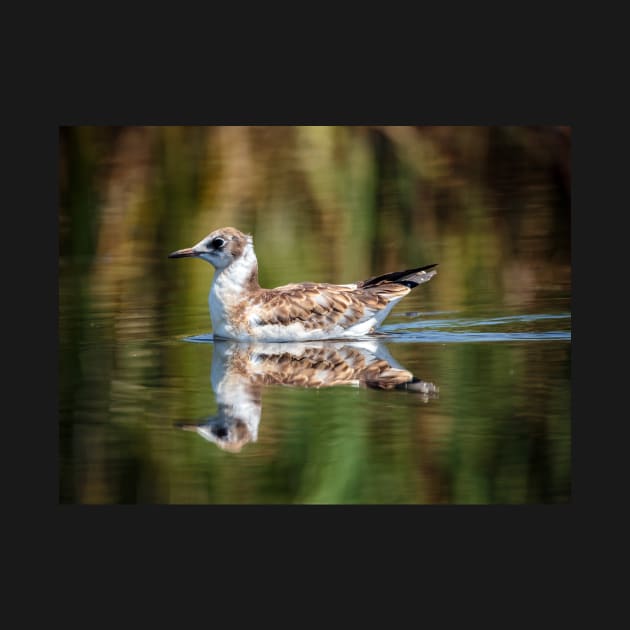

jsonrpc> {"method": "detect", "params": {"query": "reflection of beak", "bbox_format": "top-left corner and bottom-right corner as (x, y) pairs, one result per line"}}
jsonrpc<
(174, 422), (200, 432)
(168, 247), (199, 259)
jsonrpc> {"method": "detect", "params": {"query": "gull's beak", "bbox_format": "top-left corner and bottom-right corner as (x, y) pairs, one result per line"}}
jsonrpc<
(168, 247), (199, 259)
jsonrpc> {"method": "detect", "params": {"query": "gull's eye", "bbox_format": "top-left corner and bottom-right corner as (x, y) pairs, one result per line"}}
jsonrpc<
(214, 426), (228, 439)
(210, 237), (226, 249)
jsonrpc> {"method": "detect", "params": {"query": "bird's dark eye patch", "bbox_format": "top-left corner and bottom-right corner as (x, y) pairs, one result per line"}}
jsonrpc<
(214, 426), (228, 439)
(210, 237), (226, 249)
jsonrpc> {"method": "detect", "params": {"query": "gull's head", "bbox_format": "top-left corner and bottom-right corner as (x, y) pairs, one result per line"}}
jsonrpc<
(168, 227), (252, 271)
(175, 416), (254, 453)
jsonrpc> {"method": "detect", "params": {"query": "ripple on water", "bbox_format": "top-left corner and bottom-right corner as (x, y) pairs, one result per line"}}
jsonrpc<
(380, 311), (571, 343)
(181, 312), (571, 344)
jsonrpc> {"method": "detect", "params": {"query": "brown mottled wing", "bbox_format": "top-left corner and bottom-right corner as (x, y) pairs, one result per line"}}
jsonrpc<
(235, 345), (415, 388)
(249, 282), (409, 331)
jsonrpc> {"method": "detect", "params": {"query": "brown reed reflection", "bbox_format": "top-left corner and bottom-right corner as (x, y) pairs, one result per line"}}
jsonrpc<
(175, 339), (438, 453)
(59, 126), (571, 314)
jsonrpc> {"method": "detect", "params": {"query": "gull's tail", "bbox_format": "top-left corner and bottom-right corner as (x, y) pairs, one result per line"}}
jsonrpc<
(359, 263), (438, 289)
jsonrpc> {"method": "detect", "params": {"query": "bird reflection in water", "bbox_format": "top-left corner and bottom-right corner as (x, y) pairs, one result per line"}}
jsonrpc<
(175, 339), (438, 453)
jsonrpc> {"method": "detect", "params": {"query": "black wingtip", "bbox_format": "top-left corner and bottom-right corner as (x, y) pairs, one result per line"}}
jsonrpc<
(416, 263), (439, 272)
(360, 263), (439, 289)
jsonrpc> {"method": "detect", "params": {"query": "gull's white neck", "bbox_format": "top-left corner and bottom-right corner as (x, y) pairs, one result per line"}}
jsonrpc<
(209, 242), (258, 337)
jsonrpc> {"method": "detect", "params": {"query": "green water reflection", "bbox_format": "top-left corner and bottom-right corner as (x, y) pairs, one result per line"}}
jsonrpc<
(59, 125), (571, 504)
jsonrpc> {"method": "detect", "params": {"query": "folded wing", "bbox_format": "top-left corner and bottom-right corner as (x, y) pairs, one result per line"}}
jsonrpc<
(248, 278), (423, 332)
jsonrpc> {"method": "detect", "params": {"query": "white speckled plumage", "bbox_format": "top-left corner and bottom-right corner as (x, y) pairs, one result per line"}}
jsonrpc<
(169, 227), (437, 341)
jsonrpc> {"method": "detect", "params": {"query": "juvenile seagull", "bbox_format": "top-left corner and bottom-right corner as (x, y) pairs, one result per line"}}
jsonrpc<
(168, 227), (437, 341)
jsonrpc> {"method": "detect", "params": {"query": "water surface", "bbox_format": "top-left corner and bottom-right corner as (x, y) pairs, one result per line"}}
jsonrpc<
(59, 257), (570, 504)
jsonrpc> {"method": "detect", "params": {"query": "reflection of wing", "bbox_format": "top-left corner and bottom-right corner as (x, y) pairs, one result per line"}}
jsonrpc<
(246, 283), (409, 331)
(176, 340), (439, 454)
(227, 341), (432, 391)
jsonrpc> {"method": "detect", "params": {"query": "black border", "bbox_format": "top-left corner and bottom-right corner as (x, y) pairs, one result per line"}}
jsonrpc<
(15, 50), (595, 604)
